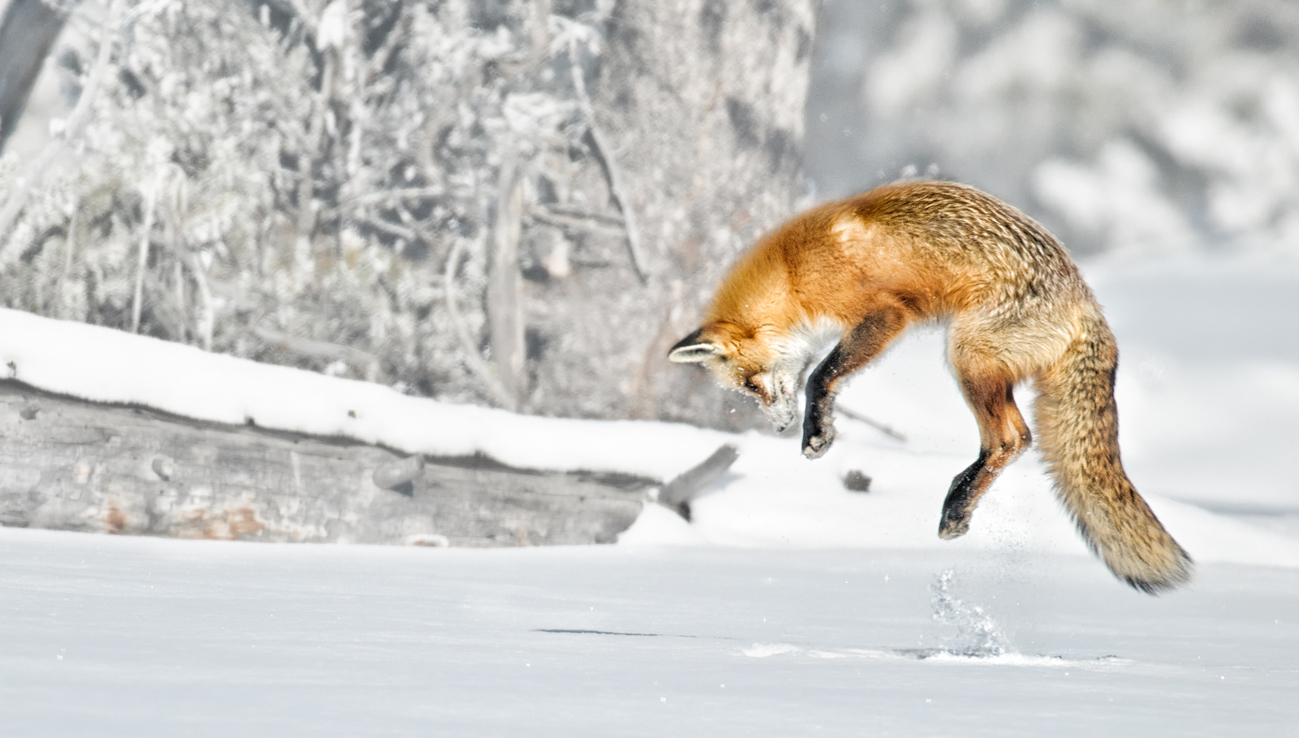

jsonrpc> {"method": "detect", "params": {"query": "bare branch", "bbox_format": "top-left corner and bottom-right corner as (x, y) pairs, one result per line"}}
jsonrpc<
(354, 213), (418, 242)
(543, 203), (625, 226)
(131, 175), (159, 334)
(526, 205), (625, 236)
(488, 156), (526, 406)
(250, 324), (387, 382)
(566, 32), (647, 284)
(529, 0), (552, 62)
(443, 237), (518, 411)
(343, 186), (446, 207)
(837, 406), (907, 442)
(294, 51), (335, 270)
(57, 195), (79, 319)
(173, 244), (215, 351)
(363, 7), (409, 84)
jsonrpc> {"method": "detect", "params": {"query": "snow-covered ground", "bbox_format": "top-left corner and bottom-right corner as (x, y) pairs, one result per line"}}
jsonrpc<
(1, 251), (1298, 735)
(1, 530), (1296, 737)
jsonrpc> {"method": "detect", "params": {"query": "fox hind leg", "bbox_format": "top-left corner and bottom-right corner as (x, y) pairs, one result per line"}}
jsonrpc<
(938, 375), (1032, 539)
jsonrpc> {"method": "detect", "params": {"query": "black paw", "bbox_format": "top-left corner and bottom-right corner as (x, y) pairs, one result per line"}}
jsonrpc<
(938, 455), (985, 539)
(802, 422), (835, 459)
(937, 509), (970, 540)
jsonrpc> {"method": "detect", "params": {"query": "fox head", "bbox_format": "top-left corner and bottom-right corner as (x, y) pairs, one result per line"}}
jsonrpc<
(667, 322), (802, 432)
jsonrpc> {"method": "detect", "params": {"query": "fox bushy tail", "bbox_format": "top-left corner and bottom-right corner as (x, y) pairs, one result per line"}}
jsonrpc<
(1033, 314), (1192, 594)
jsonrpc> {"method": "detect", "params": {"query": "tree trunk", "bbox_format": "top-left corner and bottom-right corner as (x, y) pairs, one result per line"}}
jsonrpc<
(0, 0), (71, 153)
(489, 157), (526, 410)
(526, 0), (817, 428)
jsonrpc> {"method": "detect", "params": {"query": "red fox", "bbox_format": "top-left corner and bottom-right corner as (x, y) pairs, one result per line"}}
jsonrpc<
(669, 180), (1192, 593)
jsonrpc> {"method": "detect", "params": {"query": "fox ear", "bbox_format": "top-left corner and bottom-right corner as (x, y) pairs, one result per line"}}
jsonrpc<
(668, 328), (721, 363)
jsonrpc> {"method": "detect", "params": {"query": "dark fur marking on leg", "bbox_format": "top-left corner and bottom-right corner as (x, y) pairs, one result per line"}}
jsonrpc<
(801, 309), (907, 459)
(802, 345), (845, 458)
(938, 450), (989, 539)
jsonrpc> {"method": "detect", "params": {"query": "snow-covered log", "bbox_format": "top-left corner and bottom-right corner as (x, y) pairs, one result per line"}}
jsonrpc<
(0, 380), (653, 546)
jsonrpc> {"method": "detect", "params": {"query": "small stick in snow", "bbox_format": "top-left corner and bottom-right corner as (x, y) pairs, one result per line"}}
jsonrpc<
(837, 406), (907, 443)
(657, 443), (739, 521)
(373, 454), (425, 497)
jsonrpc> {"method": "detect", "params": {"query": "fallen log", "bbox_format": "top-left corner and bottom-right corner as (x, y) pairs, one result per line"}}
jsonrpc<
(0, 380), (655, 546)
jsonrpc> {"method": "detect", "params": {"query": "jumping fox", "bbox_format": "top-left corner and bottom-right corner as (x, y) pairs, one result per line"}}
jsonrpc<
(669, 180), (1192, 593)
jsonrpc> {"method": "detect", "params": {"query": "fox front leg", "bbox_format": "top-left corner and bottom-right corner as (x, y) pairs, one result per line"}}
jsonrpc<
(801, 308), (907, 459)
(800, 355), (840, 459)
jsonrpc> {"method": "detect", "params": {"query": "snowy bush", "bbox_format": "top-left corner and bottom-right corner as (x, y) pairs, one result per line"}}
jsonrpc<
(0, 0), (621, 404)
(809, 0), (1299, 255)
(0, 0), (816, 428)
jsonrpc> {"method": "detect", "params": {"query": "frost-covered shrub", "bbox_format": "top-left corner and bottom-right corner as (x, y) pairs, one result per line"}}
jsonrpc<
(0, 0), (615, 404)
(1, 0), (817, 428)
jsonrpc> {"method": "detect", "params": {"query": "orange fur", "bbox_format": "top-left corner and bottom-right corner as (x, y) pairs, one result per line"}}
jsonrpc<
(669, 180), (1192, 593)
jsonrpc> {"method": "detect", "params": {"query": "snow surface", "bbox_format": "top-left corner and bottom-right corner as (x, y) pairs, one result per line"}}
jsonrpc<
(1, 528), (1296, 737)
(2, 251), (1298, 734)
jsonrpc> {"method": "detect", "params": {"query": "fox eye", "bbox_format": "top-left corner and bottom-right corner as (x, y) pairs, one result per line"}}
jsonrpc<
(743, 377), (760, 392)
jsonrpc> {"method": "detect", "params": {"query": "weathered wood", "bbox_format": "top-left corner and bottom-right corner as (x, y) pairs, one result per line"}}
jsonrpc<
(0, 381), (654, 546)
(658, 443), (739, 520)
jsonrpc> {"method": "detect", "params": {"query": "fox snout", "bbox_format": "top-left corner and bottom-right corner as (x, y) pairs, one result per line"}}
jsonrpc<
(668, 329), (797, 431)
(759, 370), (799, 433)
(761, 396), (796, 433)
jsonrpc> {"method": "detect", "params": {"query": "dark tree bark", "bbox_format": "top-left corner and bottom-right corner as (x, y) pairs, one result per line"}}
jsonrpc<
(0, 0), (72, 153)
